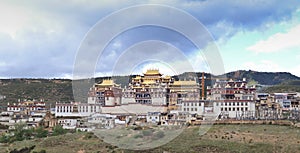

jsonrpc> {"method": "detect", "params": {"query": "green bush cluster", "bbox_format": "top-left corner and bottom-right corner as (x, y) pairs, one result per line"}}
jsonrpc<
(52, 125), (66, 136)
(0, 124), (68, 143)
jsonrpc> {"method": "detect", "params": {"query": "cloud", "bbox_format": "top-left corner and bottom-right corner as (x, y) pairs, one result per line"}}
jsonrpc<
(247, 24), (300, 53)
(0, 0), (300, 78)
(0, 1), (30, 37)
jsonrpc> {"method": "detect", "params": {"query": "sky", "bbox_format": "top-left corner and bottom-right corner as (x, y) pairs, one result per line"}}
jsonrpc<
(0, 0), (300, 78)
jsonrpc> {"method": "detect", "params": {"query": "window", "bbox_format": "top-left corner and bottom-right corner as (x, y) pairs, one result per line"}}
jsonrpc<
(245, 107), (248, 111)
(233, 107), (235, 111)
(225, 108), (227, 111)
(229, 107), (231, 111)
(191, 108), (194, 111)
(221, 107), (224, 111)
(195, 108), (197, 111)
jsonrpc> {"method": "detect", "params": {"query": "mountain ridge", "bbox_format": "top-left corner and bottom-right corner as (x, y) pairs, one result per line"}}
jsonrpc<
(0, 70), (299, 108)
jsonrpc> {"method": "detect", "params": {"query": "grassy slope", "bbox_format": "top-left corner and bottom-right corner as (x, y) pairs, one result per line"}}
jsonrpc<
(2, 124), (300, 153)
(263, 80), (300, 93)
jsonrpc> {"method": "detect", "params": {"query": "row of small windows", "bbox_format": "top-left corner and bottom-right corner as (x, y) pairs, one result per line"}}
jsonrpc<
(221, 107), (248, 112)
(8, 107), (42, 111)
(183, 103), (202, 106)
(216, 102), (249, 106)
(183, 108), (198, 112)
(56, 106), (99, 113)
(215, 97), (253, 100)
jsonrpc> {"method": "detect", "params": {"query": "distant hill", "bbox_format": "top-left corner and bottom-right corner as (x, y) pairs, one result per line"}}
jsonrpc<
(225, 70), (300, 85)
(0, 70), (299, 108)
(0, 79), (74, 109)
(262, 80), (300, 93)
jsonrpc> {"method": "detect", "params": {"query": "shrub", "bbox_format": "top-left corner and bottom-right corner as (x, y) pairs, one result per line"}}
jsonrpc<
(35, 127), (48, 138)
(0, 134), (10, 143)
(52, 125), (66, 136)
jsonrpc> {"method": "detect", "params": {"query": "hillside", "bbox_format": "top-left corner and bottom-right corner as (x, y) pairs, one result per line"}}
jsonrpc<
(0, 79), (74, 108)
(225, 70), (300, 85)
(262, 80), (300, 93)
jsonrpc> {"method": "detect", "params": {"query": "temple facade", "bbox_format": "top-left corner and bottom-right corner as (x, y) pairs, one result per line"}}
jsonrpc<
(88, 80), (122, 106)
(87, 69), (201, 112)
(207, 78), (256, 119)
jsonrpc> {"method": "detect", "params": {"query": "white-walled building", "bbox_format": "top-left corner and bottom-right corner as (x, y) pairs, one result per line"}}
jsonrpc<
(181, 101), (205, 115)
(55, 102), (101, 117)
(207, 78), (256, 119)
(7, 101), (46, 113)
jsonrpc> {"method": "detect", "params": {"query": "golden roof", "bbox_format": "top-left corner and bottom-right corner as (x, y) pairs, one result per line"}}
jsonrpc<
(96, 79), (114, 86)
(142, 80), (156, 84)
(163, 75), (171, 79)
(144, 69), (161, 75)
(173, 80), (198, 86)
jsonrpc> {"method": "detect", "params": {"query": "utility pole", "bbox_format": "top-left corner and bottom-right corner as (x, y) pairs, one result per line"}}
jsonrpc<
(201, 72), (205, 100)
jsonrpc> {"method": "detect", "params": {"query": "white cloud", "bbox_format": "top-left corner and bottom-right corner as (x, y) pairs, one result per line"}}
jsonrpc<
(0, 1), (30, 37)
(247, 24), (300, 53)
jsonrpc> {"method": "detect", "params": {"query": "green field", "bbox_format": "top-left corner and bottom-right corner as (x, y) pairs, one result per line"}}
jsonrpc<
(1, 124), (300, 153)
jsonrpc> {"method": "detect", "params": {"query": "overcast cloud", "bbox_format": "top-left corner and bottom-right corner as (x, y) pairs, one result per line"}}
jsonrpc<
(0, 0), (299, 78)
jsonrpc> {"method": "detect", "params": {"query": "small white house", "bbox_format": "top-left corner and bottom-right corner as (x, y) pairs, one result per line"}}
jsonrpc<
(146, 112), (161, 123)
(58, 118), (78, 129)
